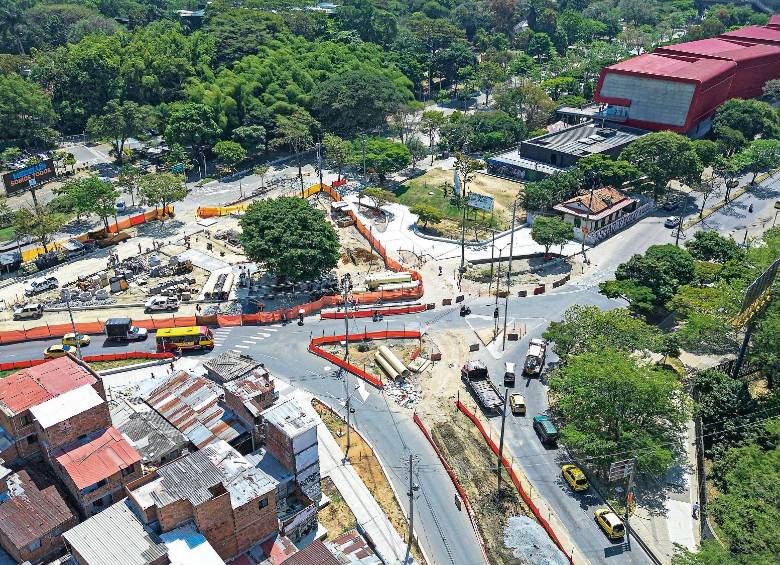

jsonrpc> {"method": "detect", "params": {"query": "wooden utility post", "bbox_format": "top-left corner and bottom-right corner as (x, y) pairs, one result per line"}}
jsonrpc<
(405, 454), (416, 564)
(497, 388), (509, 496)
(624, 457), (637, 548)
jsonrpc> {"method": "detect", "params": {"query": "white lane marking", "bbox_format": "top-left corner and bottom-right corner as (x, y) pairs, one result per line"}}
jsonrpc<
(235, 345), (250, 349)
(254, 332), (271, 338)
(242, 339), (258, 344)
(265, 328), (278, 332)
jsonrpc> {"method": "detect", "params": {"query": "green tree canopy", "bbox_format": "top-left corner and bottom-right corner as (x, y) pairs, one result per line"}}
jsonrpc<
(411, 204), (443, 227)
(619, 132), (702, 201)
(713, 98), (780, 142)
(733, 139), (780, 184)
(549, 347), (690, 476)
(87, 100), (154, 164)
(685, 230), (744, 263)
(614, 244), (696, 304)
(138, 172), (187, 219)
(323, 133), (352, 181)
(353, 138), (411, 182)
(213, 140), (247, 174)
(0, 72), (57, 146)
(543, 305), (672, 360)
(530, 215), (574, 255)
(240, 197), (340, 282)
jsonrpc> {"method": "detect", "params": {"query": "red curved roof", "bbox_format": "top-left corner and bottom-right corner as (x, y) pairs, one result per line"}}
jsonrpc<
(603, 53), (735, 83)
(656, 37), (780, 63)
(721, 25), (780, 45)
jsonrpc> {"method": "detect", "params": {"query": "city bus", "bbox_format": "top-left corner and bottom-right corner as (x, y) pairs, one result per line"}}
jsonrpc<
(155, 326), (214, 352)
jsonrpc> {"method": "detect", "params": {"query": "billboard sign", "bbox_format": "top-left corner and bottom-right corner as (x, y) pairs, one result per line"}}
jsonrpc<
(608, 458), (634, 482)
(732, 257), (780, 327)
(3, 159), (56, 194)
(467, 192), (494, 212)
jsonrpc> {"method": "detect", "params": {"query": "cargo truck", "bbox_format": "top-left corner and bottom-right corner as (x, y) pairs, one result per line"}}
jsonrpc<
(105, 317), (148, 342)
(523, 338), (547, 376)
(461, 361), (503, 412)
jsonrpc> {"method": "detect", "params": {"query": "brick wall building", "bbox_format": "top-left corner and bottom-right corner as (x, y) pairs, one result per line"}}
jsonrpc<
(0, 357), (103, 463)
(50, 426), (142, 517)
(223, 370), (277, 449)
(127, 440), (278, 562)
(0, 467), (77, 564)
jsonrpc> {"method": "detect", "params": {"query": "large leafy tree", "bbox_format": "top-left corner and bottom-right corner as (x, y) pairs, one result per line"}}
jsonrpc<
(323, 133), (352, 181)
(164, 102), (222, 178)
(620, 132), (702, 201)
(87, 100), (154, 164)
(530, 215), (574, 256)
(575, 154), (642, 189)
(203, 9), (290, 67)
(494, 82), (556, 130)
(549, 347), (690, 476)
(213, 140), (247, 176)
(685, 231), (743, 263)
(543, 305), (671, 361)
(240, 197), (340, 282)
(733, 139), (780, 184)
(406, 13), (463, 99)
(0, 72), (57, 146)
(752, 302), (780, 389)
(420, 110), (446, 165)
(352, 138), (411, 183)
(312, 69), (408, 136)
(270, 110), (319, 195)
(13, 205), (63, 252)
(713, 98), (780, 142)
(138, 173), (187, 219)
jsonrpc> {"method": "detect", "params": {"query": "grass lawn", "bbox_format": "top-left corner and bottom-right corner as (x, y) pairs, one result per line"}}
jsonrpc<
(0, 226), (15, 243)
(394, 168), (524, 239)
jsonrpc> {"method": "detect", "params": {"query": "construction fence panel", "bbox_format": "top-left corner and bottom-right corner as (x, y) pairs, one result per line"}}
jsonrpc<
(456, 400), (574, 564)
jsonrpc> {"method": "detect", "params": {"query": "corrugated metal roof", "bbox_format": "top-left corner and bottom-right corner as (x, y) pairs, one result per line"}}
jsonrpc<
(133, 440), (276, 510)
(63, 500), (168, 565)
(656, 37), (780, 63)
(721, 24), (780, 45)
(224, 371), (274, 418)
(281, 540), (340, 565)
(54, 427), (141, 490)
(29, 385), (104, 429)
(0, 469), (75, 548)
(604, 53), (735, 83)
(112, 400), (189, 465)
(144, 371), (246, 448)
(0, 357), (97, 415)
(204, 350), (261, 383)
(262, 399), (316, 439)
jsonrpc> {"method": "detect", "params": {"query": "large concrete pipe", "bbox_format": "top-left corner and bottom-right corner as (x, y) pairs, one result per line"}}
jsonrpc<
(374, 352), (399, 379)
(378, 345), (409, 377)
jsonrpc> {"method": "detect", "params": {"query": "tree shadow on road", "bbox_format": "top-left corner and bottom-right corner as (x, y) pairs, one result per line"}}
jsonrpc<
(137, 219), (185, 239)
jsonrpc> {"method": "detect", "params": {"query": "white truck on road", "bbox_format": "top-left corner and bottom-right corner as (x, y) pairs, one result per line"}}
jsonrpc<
(523, 338), (547, 377)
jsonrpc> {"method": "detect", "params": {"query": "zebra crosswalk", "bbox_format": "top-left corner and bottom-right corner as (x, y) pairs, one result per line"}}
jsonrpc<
(211, 325), (281, 350)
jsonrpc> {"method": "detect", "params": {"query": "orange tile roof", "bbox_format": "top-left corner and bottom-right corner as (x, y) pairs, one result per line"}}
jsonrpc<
(0, 357), (97, 415)
(560, 187), (629, 215)
(54, 427), (140, 490)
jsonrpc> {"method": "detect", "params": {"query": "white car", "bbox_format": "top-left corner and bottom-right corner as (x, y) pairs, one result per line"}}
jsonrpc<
(24, 276), (58, 296)
(13, 303), (43, 320)
(664, 216), (681, 228)
(144, 296), (179, 313)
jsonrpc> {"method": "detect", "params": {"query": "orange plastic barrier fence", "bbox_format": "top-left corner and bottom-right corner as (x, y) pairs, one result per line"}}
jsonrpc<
(106, 206), (173, 234)
(413, 414), (489, 562)
(456, 400), (574, 564)
(308, 330), (422, 389)
(0, 351), (174, 372)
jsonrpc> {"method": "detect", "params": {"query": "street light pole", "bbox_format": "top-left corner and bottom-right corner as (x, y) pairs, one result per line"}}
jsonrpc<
(65, 291), (82, 360)
(341, 273), (353, 459)
(502, 200), (517, 350)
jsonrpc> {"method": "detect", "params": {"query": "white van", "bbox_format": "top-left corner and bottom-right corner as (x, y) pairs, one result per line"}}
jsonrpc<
(144, 296), (179, 313)
(24, 276), (58, 296)
(13, 303), (44, 320)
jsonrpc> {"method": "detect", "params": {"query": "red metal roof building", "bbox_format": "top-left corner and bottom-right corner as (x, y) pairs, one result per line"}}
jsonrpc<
(594, 20), (780, 134)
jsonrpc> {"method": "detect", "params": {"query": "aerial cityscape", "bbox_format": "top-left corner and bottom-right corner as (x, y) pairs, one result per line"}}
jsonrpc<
(0, 1), (779, 564)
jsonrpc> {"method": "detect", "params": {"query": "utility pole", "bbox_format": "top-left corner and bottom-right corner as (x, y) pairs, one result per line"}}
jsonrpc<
(732, 322), (754, 378)
(625, 457), (637, 548)
(581, 185), (595, 262)
(502, 200), (517, 350)
(676, 193), (689, 246)
(488, 226), (496, 295)
(317, 140), (323, 189)
(405, 454), (418, 565)
(497, 388), (508, 496)
(459, 192), (468, 289)
(361, 135), (367, 186)
(342, 273), (353, 458)
(65, 291), (82, 360)
(494, 246), (503, 337)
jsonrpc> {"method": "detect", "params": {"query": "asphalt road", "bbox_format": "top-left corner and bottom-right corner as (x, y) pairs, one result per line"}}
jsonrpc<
(5, 171), (780, 564)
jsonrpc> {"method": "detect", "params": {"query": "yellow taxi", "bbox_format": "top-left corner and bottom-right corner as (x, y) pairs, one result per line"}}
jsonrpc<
(62, 333), (91, 347)
(44, 344), (75, 359)
(510, 393), (526, 415)
(595, 508), (625, 540)
(561, 464), (589, 492)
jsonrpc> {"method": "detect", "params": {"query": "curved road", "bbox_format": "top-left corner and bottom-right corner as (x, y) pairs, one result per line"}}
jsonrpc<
(4, 172), (780, 565)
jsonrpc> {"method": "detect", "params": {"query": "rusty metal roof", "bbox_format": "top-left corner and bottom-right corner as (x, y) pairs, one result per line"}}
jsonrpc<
(54, 427), (141, 490)
(0, 469), (75, 548)
(144, 371), (246, 448)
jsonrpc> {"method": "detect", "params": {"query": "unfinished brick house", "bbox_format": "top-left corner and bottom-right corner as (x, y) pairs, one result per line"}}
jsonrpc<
(0, 465), (77, 564)
(126, 439), (278, 561)
(0, 357), (104, 463)
(223, 369), (277, 450)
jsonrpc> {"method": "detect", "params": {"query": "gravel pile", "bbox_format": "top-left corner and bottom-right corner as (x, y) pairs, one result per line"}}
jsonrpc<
(504, 515), (570, 565)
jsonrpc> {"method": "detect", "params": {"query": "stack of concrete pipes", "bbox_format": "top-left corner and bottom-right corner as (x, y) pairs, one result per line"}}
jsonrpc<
(374, 345), (410, 379)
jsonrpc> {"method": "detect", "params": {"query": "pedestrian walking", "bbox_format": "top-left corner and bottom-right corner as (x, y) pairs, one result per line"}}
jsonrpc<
(692, 502), (700, 519)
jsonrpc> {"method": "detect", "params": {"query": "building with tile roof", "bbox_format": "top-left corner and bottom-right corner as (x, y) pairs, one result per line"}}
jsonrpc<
(0, 357), (104, 462)
(0, 468), (77, 565)
(281, 539), (340, 565)
(552, 187), (638, 241)
(144, 371), (249, 451)
(51, 426), (142, 517)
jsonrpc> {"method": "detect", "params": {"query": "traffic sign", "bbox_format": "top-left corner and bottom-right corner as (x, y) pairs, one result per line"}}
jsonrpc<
(608, 459), (634, 482)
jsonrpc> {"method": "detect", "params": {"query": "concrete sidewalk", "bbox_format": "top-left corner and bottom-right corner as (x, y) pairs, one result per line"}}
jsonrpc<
(288, 390), (412, 565)
(628, 420), (699, 563)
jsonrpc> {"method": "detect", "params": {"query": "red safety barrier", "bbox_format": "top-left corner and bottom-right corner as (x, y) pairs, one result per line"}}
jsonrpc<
(217, 314), (243, 327)
(308, 330), (422, 389)
(456, 400), (575, 564)
(332, 178), (347, 187)
(413, 414), (489, 562)
(0, 352), (174, 373)
(320, 304), (427, 320)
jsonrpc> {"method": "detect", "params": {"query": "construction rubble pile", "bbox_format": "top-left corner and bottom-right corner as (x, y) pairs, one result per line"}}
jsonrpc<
(203, 300), (243, 316)
(504, 516), (570, 565)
